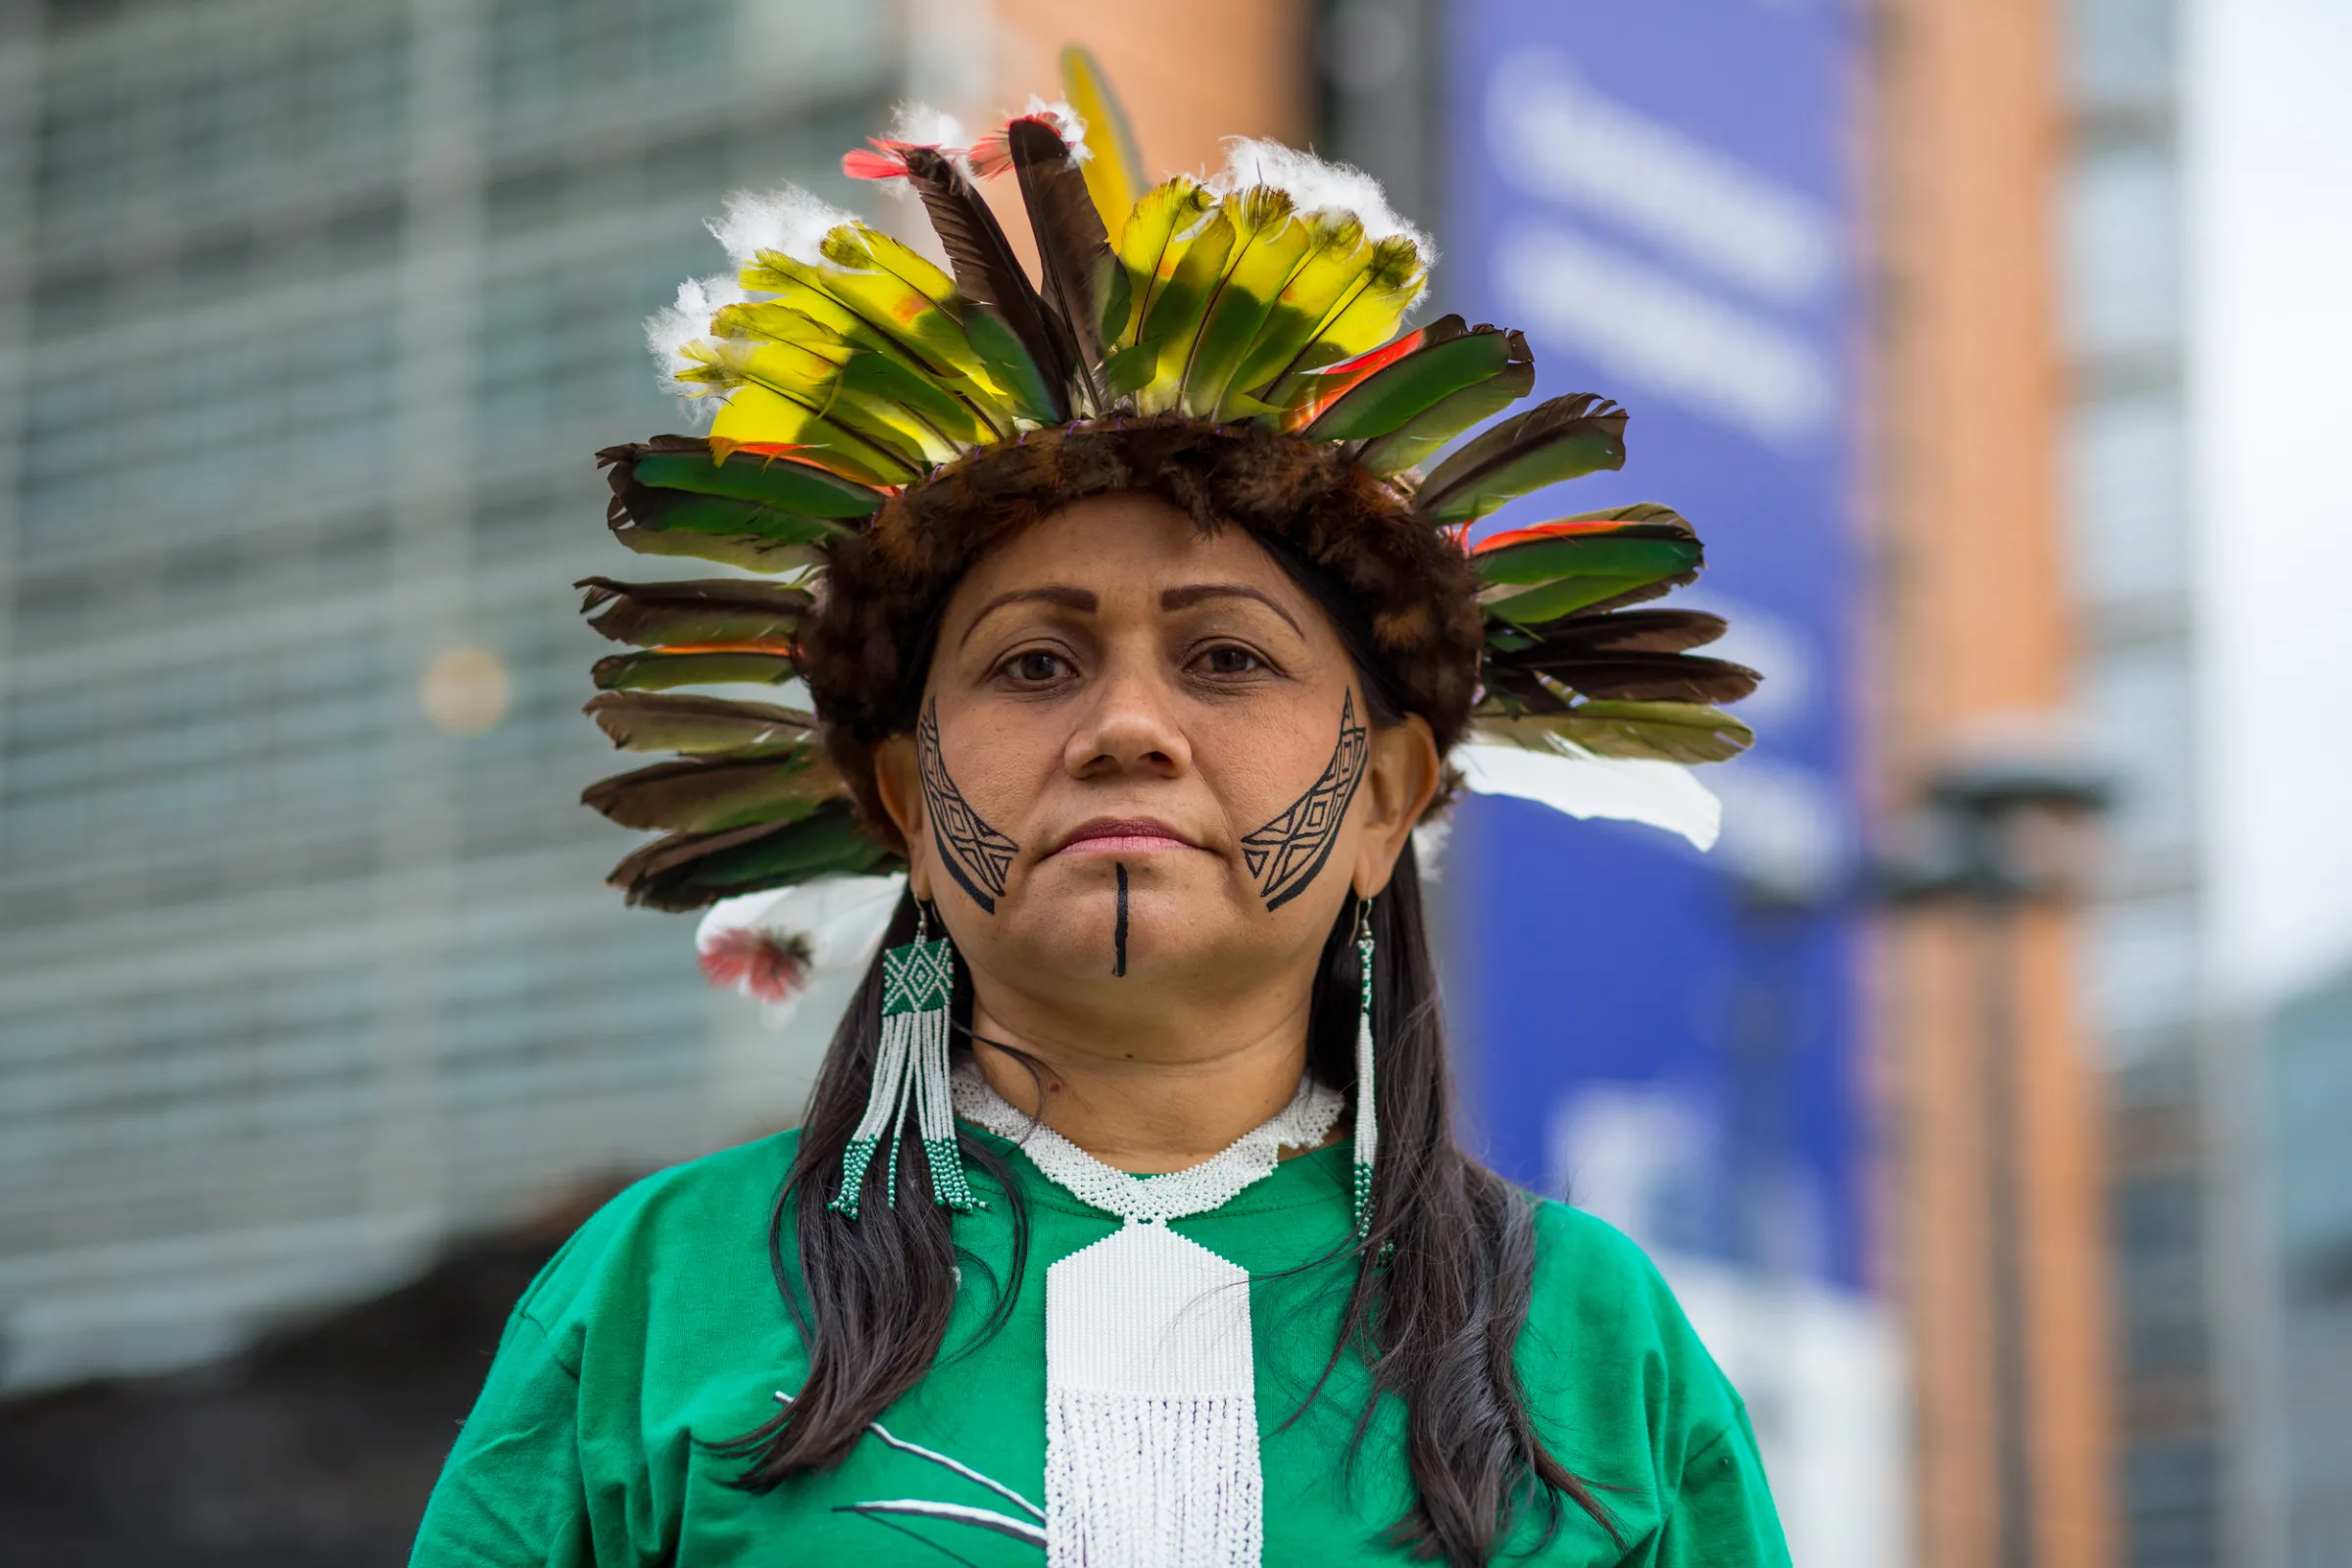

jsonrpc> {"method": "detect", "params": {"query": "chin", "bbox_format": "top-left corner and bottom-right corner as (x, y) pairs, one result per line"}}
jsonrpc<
(986, 852), (1257, 986)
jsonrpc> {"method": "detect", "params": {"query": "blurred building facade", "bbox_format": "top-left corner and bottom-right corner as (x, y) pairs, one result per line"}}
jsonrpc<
(0, 0), (899, 1393)
(0, 0), (1317, 1414)
(2262, 964), (2352, 1561)
(1876, 1), (2117, 1564)
(2058, 3), (2230, 1564)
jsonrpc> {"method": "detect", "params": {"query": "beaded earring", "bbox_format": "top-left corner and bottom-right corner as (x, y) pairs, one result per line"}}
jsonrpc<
(1352, 895), (1378, 1237)
(830, 903), (983, 1218)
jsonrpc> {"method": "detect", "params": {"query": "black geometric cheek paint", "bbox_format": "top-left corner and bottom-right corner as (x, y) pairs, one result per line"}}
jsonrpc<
(1239, 690), (1372, 911)
(1112, 862), (1130, 977)
(916, 698), (1017, 914)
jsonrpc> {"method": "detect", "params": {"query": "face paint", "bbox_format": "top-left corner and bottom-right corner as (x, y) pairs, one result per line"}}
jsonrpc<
(1239, 689), (1370, 911)
(1112, 861), (1130, 977)
(917, 698), (1017, 914)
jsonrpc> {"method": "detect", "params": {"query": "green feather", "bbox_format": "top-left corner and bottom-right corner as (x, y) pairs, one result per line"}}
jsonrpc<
(590, 650), (799, 692)
(743, 246), (993, 390)
(1221, 214), (1370, 403)
(1472, 508), (1700, 624)
(605, 485), (852, 546)
(1474, 522), (1695, 588)
(696, 800), (895, 888)
(1415, 395), (1629, 525)
(1093, 254), (1133, 363)
(692, 340), (937, 473)
(606, 520), (826, 576)
(583, 691), (815, 756)
(714, 307), (1001, 449)
(609, 800), (898, 911)
(820, 224), (961, 312)
(1357, 355), (1537, 475)
(582, 751), (845, 835)
(1299, 324), (1526, 442)
(1481, 568), (1694, 626)
(1254, 234), (1429, 408)
(1181, 189), (1314, 417)
(1131, 208), (1237, 415)
(621, 441), (882, 518)
(704, 385), (917, 485)
(832, 352), (996, 450)
(601, 446), (858, 569)
(576, 577), (811, 649)
(1114, 178), (1215, 347)
(963, 304), (1061, 423)
(1476, 702), (1753, 765)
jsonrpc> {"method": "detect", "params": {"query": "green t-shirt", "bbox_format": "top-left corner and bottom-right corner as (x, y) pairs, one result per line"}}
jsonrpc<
(411, 1121), (1788, 1565)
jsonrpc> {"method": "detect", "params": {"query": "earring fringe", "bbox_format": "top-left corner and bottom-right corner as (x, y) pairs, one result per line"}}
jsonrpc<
(1352, 906), (1378, 1237)
(831, 920), (982, 1218)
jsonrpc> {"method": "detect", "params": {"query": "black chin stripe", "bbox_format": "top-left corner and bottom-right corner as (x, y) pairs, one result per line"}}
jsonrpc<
(1112, 861), (1130, 977)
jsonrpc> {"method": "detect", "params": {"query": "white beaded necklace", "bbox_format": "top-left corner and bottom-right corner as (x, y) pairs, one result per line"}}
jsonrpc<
(951, 1066), (1343, 1223)
(952, 1065), (1343, 1568)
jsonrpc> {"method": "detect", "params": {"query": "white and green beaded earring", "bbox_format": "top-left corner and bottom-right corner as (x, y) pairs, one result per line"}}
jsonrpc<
(830, 904), (983, 1218)
(1352, 895), (1378, 1237)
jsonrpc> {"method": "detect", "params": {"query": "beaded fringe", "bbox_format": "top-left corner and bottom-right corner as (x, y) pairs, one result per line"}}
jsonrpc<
(1045, 1221), (1261, 1567)
(1045, 1391), (1259, 1567)
(832, 936), (979, 1218)
(1352, 928), (1377, 1236)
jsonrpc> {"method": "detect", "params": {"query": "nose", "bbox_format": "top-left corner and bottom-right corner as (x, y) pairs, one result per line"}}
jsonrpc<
(1064, 648), (1191, 781)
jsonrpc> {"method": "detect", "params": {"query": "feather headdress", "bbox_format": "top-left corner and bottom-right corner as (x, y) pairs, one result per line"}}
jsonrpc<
(581, 46), (1757, 936)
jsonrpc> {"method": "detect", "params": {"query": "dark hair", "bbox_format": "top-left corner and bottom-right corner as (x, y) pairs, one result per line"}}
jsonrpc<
(713, 850), (1620, 1563)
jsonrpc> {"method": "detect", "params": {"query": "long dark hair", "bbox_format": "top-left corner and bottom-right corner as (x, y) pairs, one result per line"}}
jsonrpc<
(712, 840), (1619, 1562)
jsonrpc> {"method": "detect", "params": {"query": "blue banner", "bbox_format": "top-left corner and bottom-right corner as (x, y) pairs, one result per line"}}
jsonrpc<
(1443, 0), (1866, 1293)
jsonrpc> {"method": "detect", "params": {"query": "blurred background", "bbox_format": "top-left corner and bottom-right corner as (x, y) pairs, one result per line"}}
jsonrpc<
(0, 0), (2345, 1563)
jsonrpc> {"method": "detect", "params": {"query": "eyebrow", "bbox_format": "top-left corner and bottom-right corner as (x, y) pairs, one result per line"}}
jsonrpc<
(1159, 583), (1304, 638)
(957, 586), (1100, 648)
(957, 582), (1305, 647)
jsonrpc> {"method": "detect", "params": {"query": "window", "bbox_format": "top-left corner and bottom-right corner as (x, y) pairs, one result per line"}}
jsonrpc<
(2085, 895), (2201, 1047)
(2067, 391), (2187, 606)
(2065, 144), (2180, 362)
(2087, 639), (2197, 858)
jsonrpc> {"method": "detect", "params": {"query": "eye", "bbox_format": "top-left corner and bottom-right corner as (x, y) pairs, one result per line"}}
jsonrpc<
(1000, 649), (1069, 684)
(1195, 644), (1265, 677)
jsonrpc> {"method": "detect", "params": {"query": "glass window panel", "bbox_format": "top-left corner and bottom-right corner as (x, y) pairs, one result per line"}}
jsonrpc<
(2067, 389), (2186, 605)
(2066, 0), (2178, 107)
(2086, 894), (2201, 1046)
(2087, 638), (2196, 856)
(2065, 144), (2180, 360)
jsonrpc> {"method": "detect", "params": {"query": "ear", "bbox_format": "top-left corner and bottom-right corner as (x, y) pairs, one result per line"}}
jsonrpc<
(1351, 711), (1442, 901)
(871, 732), (937, 905)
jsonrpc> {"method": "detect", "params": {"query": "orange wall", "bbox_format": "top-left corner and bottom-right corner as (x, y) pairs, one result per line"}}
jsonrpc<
(1875, 0), (2114, 1563)
(984, 3), (1310, 181)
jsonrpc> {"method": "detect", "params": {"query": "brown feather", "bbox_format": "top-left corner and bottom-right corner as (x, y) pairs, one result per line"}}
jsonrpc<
(605, 801), (896, 910)
(899, 145), (1071, 417)
(580, 752), (844, 834)
(575, 577), (813, 648)
(1504, 608), (1730, 656)
(1007, 117), (1111, 410)
(1489, 649), (1761, 705)
(607, 820), (787, 910)
(582, 691), (816, 755)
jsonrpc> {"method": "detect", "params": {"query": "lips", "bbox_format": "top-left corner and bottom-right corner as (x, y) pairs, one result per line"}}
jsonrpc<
(1053, 816), (1200, 856)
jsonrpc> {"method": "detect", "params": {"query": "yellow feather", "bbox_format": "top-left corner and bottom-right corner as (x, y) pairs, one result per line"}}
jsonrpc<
(1060, 44), (1146, 246)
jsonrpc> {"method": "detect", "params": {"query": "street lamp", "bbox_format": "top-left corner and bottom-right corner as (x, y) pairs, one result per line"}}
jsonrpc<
(1883, 741), (2112, 1568)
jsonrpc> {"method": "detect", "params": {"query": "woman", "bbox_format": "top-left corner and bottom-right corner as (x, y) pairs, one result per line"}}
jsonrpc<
(413, 53), (1785, 1568)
